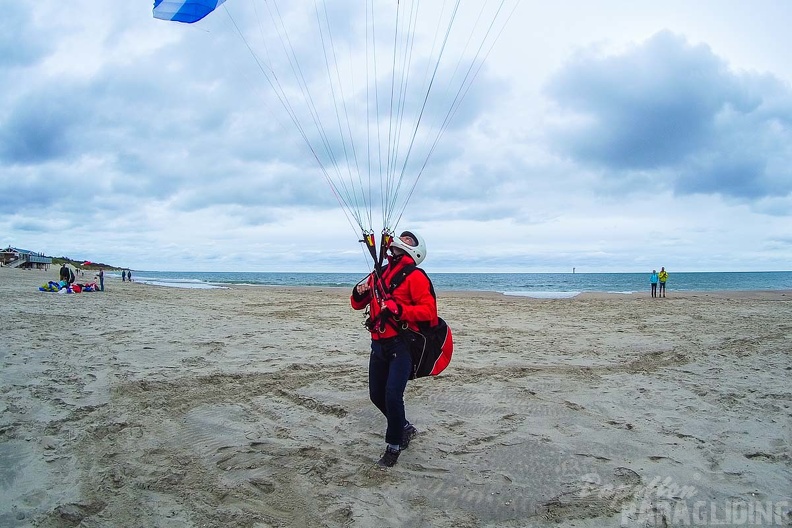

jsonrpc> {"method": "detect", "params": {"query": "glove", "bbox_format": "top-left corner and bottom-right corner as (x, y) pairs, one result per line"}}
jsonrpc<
(382, 299), (402, 318)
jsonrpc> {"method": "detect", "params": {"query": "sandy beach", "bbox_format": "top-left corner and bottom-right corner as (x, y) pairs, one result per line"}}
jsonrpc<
(1, 266), (790, 527)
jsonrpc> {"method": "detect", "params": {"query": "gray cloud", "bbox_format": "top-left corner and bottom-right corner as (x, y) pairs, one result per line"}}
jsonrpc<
(545, 30), (792, 201)
(0, 88), (87, 164)
(0, 4), (50, 69)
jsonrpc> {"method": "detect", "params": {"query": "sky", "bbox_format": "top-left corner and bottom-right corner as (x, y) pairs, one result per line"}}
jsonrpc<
(1, 0), (791, 273)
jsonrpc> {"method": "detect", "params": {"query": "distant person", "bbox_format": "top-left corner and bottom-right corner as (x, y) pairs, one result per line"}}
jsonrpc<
(98, 269), (104, 292)
(127, 270), (132, 282)
(650, 270), (659, 298)
(658, 267), (668, 297)
(122, 270), (126, 282)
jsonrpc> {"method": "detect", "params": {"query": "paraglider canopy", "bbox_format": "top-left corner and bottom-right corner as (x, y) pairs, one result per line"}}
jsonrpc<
(153, 0), (517, 272)
(153, 0), (227, 23)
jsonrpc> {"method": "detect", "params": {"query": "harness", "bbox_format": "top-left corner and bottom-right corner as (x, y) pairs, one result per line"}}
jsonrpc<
(364, 264), (436, 333)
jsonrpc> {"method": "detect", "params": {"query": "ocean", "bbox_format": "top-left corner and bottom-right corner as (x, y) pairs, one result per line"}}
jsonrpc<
(114, 270), (792, 298)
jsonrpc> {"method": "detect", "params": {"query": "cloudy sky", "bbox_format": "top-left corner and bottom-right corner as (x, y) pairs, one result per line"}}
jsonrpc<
(2, 1), (791, 273)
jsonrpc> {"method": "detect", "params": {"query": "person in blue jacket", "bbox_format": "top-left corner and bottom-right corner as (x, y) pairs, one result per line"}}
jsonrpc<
(650, 270), (659, 298)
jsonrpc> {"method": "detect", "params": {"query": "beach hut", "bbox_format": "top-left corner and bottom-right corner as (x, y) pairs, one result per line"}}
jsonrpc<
(1, 247), (52, 270)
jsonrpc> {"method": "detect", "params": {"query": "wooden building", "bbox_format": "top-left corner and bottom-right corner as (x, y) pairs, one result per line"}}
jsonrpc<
(0, 247), (52, 270)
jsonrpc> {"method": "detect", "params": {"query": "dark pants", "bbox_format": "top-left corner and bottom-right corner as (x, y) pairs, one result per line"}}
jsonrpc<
(369, 336), (412, 446)
(100, 276), (104, 291)
(659, 282), (666, 296)
(651, 283), (657, 297)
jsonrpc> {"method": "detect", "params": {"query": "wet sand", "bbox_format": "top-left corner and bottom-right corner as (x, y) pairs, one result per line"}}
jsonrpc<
(1, 266), (790, 527)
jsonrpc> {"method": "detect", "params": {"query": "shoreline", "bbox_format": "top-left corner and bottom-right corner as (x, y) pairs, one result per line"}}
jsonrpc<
(5, 267), (789, 301)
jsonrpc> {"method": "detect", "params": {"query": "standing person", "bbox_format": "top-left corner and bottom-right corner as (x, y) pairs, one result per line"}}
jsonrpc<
(98, 269), (104, 292)
(351, 231), (437, 468)
(658, 267), (668, 297)
(59, 263), (69, 282)
(650, 270), (659, 298)
(122, 270), (126, 282)
(127, 270), (132, 282)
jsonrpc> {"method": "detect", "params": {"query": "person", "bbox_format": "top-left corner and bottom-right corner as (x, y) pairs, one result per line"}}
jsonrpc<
(59, 264), (70, 282)
(127, 270), (132, 282)
(98, 269), (104, 292)
(658, 267), (668, 297)
(650, 269), (659, 298)
(122, 270), (126, 282)
(351, 231), (437, 468)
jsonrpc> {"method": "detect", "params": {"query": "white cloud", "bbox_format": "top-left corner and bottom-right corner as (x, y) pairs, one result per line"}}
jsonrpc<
(1, 0), (790, 272)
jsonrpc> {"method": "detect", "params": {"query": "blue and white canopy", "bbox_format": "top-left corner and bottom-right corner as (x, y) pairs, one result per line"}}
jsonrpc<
(152, 0), (226, 23)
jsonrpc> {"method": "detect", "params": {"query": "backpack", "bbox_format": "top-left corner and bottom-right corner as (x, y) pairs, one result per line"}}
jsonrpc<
(388, 265), (454, 379)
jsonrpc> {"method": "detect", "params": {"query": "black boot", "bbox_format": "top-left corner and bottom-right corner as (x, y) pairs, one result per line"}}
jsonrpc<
(377, 446), (401, 468)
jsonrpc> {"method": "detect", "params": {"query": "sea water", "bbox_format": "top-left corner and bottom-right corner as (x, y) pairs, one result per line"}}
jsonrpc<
(112, 270), (792, 298)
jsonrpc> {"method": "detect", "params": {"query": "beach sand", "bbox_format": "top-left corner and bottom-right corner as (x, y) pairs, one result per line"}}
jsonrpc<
(1, 266), (790, 527)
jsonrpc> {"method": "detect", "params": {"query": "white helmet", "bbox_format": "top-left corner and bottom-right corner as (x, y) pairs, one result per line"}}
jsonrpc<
(389, 230), (427, 265)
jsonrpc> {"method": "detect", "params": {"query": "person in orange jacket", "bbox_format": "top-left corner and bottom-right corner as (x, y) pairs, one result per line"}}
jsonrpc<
(351, 231), (437, 467)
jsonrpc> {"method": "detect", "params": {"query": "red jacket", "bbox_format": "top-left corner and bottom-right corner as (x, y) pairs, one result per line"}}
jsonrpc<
(351, 255), (438, 340)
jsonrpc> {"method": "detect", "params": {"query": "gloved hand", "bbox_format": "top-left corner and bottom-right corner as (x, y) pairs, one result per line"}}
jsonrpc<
(382, 298), (402, 318)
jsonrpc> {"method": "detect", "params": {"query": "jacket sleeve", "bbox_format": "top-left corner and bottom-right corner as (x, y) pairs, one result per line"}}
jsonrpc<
(351, 275), (372, 310)
(397, 270), (437, 325)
